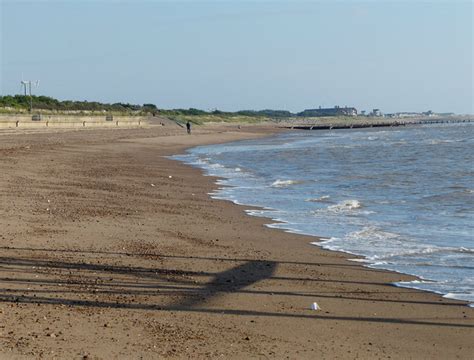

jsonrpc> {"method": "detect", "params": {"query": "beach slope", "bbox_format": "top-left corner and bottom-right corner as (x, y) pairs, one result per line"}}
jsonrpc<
(0, 124), (472, 359)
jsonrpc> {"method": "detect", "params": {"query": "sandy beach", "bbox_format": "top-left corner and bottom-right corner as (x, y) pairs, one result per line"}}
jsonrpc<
(0, 123), (472, 359)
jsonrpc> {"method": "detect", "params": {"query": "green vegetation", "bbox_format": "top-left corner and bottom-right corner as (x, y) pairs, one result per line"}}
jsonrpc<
(167, 114), (275, 126)
(0, 95), (294, 123)
(161, 109), (293, 125)
(0, 95), (157, 115)
(158, 108), (292, 119)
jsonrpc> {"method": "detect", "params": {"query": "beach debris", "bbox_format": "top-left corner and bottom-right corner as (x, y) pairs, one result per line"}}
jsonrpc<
(150, 183), (155, 187)
(311, 302), (321, 311)
(168, 175), (173, 179)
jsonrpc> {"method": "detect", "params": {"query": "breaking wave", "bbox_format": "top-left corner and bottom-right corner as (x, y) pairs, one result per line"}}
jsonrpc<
(305, 195), (331, 202)
(367, 246), (474, 261)
(327, 199), (362, 212)
(271, 179), (303, 188)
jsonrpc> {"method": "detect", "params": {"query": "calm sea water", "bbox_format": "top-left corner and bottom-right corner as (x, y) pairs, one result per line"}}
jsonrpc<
(172, 123), (474, 306)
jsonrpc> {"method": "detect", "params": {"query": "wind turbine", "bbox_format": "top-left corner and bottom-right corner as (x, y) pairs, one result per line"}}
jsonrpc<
(20, 78), (40, 112)
(20, 81), (28, 96)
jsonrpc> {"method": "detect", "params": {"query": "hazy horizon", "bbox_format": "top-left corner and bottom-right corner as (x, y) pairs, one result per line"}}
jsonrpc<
(1, 0), (472, 114)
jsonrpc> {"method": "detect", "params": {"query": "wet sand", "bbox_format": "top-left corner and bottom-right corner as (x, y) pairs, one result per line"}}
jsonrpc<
(0, 123), (472, 359)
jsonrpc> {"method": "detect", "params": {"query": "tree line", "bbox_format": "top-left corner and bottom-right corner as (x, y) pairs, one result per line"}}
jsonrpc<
(0, 95), (294, 118)
(0, 95), (158, 113)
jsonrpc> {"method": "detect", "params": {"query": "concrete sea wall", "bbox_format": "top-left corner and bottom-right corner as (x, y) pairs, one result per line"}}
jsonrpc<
(0, 114), (146, 129)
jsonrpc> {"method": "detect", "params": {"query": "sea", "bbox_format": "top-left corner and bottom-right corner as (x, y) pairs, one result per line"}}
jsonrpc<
(172, 123), (474, 306)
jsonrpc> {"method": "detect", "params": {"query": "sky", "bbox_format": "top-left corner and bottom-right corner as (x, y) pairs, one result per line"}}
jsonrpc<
(1, 0), (472, 114)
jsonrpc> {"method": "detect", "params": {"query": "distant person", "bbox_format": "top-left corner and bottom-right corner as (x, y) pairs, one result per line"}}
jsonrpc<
(186, 121), (191, 134)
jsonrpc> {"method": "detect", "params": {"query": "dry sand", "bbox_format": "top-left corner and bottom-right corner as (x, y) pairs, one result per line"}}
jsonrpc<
(0, 123), (472, 359)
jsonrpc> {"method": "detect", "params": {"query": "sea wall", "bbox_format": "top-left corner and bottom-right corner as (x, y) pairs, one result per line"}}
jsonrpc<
(0, 114), (146, 129)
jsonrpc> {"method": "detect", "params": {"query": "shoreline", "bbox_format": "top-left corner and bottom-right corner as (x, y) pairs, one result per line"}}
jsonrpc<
(0, 124), (472, 358)
(174, 129), (473, 308)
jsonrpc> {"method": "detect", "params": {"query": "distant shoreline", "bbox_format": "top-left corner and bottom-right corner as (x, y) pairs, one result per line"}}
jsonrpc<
(280, 116), (473, 130)
(1, 110), (472, 132)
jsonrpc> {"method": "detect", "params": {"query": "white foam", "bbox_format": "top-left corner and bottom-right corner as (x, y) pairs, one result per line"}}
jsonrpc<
(444, 293), (474, 304)
(271, 179), (303, 188)
(459, 247), (474, 254)
(305, 195), (331, 202)
(347, 226), (399, 241)
(326, 199), (362, 212)
(429, 139), (457, 145)
(368, 246), (474, 260)
(208, 163), (224, 169)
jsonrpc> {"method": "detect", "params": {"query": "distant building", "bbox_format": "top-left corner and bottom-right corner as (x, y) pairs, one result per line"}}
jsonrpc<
(384, 111), (449, 118)
(371, 109), (382, 117)
(297, 106), (357, 117)
(397, 112), (421, 118)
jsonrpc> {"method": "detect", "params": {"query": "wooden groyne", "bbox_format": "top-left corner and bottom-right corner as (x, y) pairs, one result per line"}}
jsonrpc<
(285, 118), (473, 131)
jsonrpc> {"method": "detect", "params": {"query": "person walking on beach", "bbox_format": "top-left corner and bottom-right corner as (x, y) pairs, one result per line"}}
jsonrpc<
(186, 121), (191, 134)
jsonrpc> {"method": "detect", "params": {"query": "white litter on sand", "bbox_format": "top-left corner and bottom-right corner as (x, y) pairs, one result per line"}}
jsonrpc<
(311, 302), (321, 311)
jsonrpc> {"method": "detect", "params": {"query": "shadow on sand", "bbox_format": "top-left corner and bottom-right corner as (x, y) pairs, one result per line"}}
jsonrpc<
(0, 246), (472, 329)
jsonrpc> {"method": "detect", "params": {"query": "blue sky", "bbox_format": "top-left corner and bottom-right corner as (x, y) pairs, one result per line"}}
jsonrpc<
(1, 0), (472, 113)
